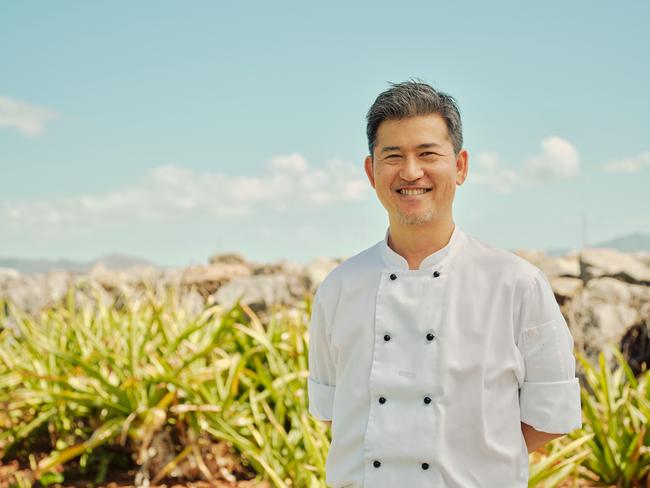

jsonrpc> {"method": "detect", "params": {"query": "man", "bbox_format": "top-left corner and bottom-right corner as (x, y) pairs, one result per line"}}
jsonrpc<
(307, 80), (582, 487)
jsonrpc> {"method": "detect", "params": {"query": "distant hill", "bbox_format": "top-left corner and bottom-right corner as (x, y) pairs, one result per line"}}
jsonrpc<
(594, 232), (650, 252)
(545, 232), (650, 257)
(0, 254), (158, 274)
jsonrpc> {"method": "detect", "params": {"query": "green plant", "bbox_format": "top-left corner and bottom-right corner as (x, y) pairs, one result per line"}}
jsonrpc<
(528, 432), (593, 487)
(528, 344), (650, 488)
(0, 282), (330, 487)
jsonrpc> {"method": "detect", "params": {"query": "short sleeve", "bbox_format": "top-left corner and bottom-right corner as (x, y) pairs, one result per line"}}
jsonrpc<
(307, 287), (337, 421)
(516, 268), (582, 434)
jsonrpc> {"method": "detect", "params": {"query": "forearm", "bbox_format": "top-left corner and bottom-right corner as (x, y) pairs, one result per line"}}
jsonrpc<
(521, 421), (563, 453)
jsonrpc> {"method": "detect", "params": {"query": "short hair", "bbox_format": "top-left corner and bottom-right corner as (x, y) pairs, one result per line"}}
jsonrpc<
(366, 78), (463, 158)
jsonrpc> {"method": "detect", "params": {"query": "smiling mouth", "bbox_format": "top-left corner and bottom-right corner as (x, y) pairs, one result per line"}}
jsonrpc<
(396, 188), (432, 196)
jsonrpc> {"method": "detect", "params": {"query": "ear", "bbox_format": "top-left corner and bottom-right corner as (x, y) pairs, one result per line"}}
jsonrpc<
(364, 155), (376, 189)
(455, 149), (468, 186)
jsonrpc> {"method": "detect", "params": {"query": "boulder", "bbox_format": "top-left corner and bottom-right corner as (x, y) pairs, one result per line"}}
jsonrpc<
(304, 257), (341, 293)
(212, 273), (311, 314)
(208, 252), (248, 266)
(539, 256), (581, 278)
(580, 248), (650, 285)
(0, 270), (74, 313)
(549, 276), (583, 305)
(181, 262), (252, 296)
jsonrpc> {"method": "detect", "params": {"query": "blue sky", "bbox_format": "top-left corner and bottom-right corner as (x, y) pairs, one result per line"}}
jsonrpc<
(1, 1), (649, 267)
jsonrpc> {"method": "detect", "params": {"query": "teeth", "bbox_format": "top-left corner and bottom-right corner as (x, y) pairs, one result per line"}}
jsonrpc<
(399, 188), (429, 195)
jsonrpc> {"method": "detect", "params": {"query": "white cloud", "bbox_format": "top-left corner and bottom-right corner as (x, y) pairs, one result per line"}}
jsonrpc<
(0, 153), (370, 229)
(601, 151), (650, 173)
(522, 136), (580, 182)
(0, 96), (57, 136)
(470, 136), (580, 194)
(472, 151), (522, 194)
(269, 153), (309, 172)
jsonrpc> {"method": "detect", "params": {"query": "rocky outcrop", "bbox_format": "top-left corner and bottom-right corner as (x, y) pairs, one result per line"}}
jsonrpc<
(0, 254), (343, 317)
(524, 248), (650, 372)
(579, 248), (650, 285)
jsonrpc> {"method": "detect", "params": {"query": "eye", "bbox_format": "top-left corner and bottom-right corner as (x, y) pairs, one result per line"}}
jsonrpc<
(383, 155), (401, 163)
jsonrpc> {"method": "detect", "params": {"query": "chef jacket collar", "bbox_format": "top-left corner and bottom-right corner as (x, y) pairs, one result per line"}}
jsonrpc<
(380, 222), (466, 271)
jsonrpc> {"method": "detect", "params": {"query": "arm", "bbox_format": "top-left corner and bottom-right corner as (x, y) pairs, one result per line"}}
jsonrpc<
(516, 269), (582, 439)
(521, 421), (563, 453)
(307, 288), (337, 423)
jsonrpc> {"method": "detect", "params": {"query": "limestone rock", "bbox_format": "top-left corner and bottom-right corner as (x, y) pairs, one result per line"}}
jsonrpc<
(538, 256), (581, 278)
(212, 273), (310, 313)
(0, 270), (73, 313)
(549, 276), (583, 304)
(208, 252), (247, 266)
(304, 257), (341, 293)
(181, 263), (252, 296)
(580, 248), (650, 284)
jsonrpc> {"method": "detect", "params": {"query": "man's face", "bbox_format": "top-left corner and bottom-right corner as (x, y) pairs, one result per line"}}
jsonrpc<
(364, 113), (468, 227)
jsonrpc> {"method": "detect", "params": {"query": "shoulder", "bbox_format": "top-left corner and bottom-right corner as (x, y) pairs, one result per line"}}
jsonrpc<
(460, 231), (544, 293)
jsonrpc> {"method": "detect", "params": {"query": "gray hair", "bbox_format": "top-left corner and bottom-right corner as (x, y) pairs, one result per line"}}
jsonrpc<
(365, 78), (463, 158)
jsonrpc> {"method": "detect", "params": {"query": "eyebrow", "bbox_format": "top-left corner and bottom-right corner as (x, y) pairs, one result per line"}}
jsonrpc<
(380, 143), (442, 154)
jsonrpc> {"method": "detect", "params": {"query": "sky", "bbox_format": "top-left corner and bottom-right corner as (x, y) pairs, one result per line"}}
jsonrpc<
(1, 1), (649, 267)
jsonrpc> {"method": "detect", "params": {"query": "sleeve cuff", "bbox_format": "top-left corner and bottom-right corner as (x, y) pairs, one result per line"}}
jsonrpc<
(308, 376), (336, 421)
(519, 378), (582, 434)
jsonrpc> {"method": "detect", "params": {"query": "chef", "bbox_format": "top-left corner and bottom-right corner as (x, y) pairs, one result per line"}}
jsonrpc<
(307, 79), (582, 488)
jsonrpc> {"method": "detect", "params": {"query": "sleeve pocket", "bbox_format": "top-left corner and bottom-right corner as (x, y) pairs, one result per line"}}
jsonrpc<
(522, 319), (568, 383)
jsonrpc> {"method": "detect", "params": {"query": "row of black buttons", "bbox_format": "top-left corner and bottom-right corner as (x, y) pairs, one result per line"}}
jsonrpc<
(372, 271), (440, 469)
(373, 460), (430, 470)
(383, 332), (435, 341)
(378, 395), (432, 404)
(390, 271), (440, 280)
(377, 269), (438, 474)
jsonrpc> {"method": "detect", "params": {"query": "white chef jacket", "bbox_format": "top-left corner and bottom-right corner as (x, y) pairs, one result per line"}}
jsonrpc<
(307, 223), (582, 488)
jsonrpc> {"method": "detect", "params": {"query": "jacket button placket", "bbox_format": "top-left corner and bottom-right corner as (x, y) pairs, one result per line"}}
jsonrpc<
(366, 268), (444, 481)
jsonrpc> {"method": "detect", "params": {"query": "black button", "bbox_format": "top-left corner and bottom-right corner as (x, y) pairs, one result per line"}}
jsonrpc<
(379, 396), (386, 404)
(433, 270), (441, 278)
(421, 462), (429, 470)
(390, 273), (397, 280)
(373, 460), (381, 468)
(384, 334), (391, 341)
(426, 332), (435, 341)
(424, 396), (432, 404)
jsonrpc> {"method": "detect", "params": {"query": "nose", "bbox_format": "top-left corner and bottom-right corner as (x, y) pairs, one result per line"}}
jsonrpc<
(400, 155), (424, 181)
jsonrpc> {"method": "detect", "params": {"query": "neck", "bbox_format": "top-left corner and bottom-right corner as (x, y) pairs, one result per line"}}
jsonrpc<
(387, 218), (456, 270)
